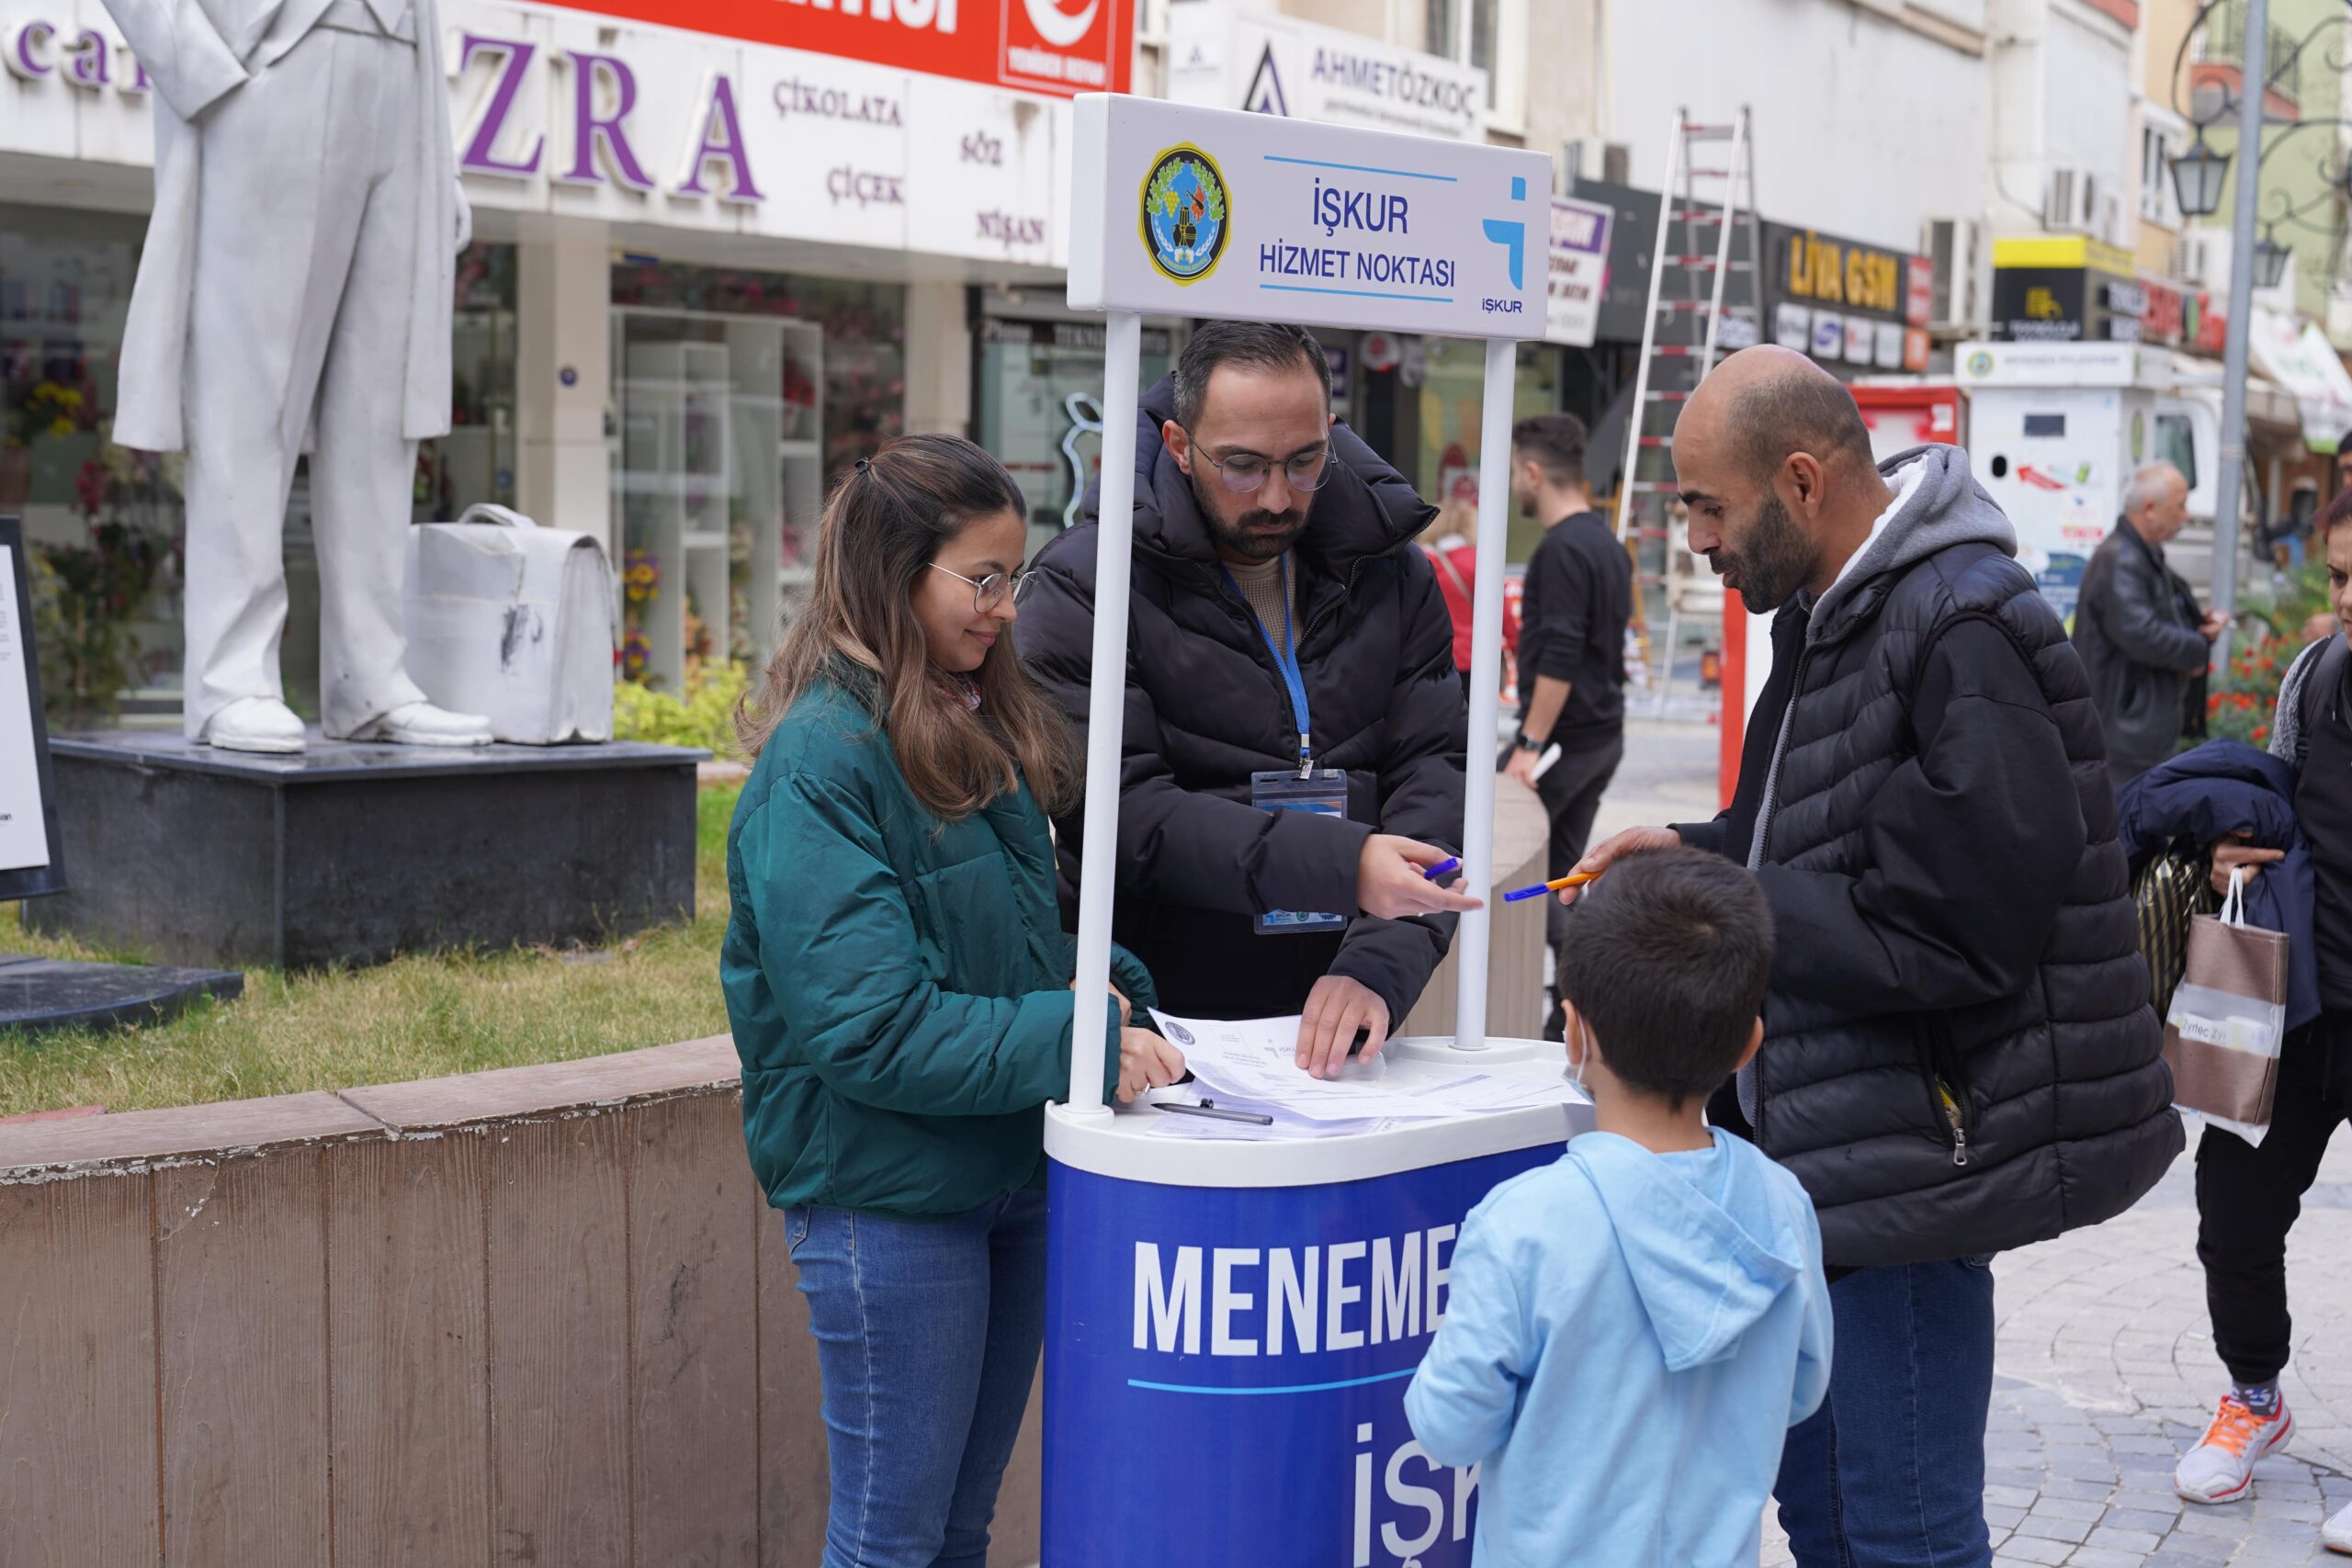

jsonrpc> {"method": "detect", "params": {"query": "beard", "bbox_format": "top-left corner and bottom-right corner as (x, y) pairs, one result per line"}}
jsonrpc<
(1192, 466), (1311, 561)
(1704, 490), (1817, 612)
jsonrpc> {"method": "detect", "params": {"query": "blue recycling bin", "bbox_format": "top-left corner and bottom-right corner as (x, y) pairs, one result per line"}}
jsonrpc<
(1042, 1037), (1587, 1567)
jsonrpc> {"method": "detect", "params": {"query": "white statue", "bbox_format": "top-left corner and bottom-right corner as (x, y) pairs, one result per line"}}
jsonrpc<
(104, 0), (492, 753)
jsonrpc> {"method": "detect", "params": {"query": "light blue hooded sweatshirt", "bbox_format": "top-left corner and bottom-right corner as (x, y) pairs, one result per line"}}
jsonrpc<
(1405, 1128), (1832, 1567)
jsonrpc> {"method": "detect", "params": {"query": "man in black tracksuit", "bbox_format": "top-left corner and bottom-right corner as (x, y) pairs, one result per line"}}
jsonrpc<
(1500, 412), (1631, 1040)
(1570, 347), (2177, 1568)
(1020, 322), (1477, 1078)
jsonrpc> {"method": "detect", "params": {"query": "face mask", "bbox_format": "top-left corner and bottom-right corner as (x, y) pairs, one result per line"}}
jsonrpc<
(1565, 1020), (1590, 1093)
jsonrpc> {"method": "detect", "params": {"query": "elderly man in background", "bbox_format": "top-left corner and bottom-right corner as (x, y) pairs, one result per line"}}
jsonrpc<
(2073, 461), (2224, 788)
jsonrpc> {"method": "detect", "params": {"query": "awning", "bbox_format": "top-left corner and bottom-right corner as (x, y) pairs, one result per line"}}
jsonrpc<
(2248, 308), (2352, 453)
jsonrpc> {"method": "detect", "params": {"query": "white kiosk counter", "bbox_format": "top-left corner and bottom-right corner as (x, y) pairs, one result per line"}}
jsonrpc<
(1048, 96), (1566, 1566)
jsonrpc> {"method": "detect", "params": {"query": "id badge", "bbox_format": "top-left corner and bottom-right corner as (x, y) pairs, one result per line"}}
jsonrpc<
(1250, 768), (1349, 934)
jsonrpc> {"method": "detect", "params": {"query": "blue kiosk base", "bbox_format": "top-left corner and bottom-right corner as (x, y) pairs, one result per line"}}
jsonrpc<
(1043, 1037), (1586, 1567)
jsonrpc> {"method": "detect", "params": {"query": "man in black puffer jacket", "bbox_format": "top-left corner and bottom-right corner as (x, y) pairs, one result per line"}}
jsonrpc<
(1020, 322), (1476, 1077)
(1570, 347), (2178, 1568)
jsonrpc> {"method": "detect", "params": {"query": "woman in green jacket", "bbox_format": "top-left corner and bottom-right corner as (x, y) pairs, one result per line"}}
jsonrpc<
(723, 433), (1185, 1568)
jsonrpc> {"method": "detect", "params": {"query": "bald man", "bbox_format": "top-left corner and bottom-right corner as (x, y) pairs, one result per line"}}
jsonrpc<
(1568, 347), (2177, 1568)
(2074, 461), (2224, 787)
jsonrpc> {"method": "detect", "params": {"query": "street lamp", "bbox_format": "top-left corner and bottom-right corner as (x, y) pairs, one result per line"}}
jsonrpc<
(2253, 228), (2293, 288)
(2170, 134), (2233, 219)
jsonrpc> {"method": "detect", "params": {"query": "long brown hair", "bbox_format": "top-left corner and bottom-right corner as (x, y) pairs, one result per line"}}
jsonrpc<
(737, 434), (1076, 818)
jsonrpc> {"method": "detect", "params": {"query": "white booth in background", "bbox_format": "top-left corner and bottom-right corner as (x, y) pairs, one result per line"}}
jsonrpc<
(1043, 95), (1585, 1566)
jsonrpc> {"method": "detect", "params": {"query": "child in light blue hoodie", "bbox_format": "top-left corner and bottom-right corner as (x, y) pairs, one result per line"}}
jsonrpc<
(1407, 847), (1831, 1567)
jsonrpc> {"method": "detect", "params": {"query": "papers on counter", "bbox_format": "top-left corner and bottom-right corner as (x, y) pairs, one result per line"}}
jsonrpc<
(1138, 1010), (1581, 1140)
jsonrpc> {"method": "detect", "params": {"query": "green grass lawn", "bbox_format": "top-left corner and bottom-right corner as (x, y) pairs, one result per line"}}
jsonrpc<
(0, 784), (744, 1119)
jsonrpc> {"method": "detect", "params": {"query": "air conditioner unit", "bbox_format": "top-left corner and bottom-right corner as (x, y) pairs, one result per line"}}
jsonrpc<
(1923, 216), (1986, 333)
(2175, 229), (2227, 288)
(1560, 138), (1631, 190)
(2041, 170), (2098, 237)
(2098, 188), (2128, 248)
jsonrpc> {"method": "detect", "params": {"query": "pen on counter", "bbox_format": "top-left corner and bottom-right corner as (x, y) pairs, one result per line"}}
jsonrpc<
(1421, 855), (1461, 884)
(1155, 1099), (1275, 1126)
(1502, 869), (1602, 903)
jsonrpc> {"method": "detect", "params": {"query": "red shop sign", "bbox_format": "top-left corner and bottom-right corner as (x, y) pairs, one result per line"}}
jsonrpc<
(539, 0), (1131, 98)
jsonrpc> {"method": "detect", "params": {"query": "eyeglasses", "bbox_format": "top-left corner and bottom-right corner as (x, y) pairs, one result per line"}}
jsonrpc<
(930, 562), (1036, 613)
(1184, 430), (1333, 495)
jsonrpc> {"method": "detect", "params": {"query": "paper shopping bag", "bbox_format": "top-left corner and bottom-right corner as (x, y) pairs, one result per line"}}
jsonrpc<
(2164, 869), (2288, 1145)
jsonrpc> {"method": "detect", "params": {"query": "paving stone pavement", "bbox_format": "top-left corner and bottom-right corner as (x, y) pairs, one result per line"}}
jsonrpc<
(1757, 1124), (2352, 1567)
(1589, 727), (2352, 1565)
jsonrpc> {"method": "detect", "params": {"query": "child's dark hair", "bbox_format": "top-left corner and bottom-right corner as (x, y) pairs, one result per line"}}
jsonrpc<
(1555, 847), (1774, 1111)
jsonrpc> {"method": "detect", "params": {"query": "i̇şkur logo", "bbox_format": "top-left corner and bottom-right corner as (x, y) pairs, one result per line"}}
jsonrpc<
(1140, 145), (1230, 285)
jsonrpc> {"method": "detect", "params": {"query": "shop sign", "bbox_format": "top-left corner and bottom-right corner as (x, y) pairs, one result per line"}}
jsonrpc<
(534, 0), (1128, 98)
(4, 17), (143, 91)
(1543, 197), (1611, 348)
(1067, 96), (1548, 341)
(1166, 1), (1486, 144)
(1, 3), (1069, 266)
(448, 6), (1063, 265)
(1762, 220), (1931, 373)
(1989, 234), (2146, 345)
(2137, 276), (2227, 355)
(2249, 308), (2352, 453)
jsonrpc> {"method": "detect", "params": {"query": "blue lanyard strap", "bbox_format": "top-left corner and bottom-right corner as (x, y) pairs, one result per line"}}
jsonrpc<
(1223, 556), (1313, 778)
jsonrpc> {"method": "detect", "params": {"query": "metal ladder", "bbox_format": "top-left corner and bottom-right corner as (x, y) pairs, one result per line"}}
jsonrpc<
(1611, 106), (1762, 716)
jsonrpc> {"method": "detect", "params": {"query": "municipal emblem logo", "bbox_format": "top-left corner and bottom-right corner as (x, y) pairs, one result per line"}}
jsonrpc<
(1966, 349), (1995, 377)
(1140, 145), (1229, 285)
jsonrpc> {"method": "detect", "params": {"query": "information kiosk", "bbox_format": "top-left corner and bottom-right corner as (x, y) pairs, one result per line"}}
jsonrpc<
(1042, 97), (1591, 1564)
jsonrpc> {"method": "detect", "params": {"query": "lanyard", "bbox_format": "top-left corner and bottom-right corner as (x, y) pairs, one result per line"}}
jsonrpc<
(1224, 556), (1313, 779)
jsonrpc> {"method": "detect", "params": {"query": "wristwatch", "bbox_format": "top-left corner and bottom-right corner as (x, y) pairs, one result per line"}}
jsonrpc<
(1513, 731), (1544, 753)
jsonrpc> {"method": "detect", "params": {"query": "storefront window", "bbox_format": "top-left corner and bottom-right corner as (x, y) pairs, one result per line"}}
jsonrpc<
(414, 243), (518, 523)
(1, 203), (185, 723)
(1414, 338), (1564, 563)
(975, 318), (1173, 561)
(608, 264), (904, 690)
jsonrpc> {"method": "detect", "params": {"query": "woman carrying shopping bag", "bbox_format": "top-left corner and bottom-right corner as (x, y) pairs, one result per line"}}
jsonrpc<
(722, 434), (1186, 1568)
(2167, 494), (2352, 1551)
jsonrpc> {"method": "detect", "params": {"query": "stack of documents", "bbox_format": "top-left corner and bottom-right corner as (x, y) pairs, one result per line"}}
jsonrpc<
(1141, 1011), (1582, 1141)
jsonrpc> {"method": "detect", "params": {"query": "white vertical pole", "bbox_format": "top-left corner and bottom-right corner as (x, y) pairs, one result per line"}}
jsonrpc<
(1453, 336), (1519, 1052)
(1066, 310), (1144, 1113)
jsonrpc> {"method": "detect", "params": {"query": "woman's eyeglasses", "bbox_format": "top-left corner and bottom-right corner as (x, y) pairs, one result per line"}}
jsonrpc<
(931, 563), (1037, 613)
(1184, 432), (1334, 495)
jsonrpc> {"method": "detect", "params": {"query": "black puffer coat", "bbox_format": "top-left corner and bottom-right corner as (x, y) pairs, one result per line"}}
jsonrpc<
(1017, 376), (1465, 1026)
(1679, 446), (2179, 1267)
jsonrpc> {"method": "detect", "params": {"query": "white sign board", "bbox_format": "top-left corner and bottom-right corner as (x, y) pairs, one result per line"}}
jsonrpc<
(1544, 197), (1611, 348)
(1067, 95), (1549, 340)
(0, 539), (55, 878)
(2250, 308), (2352, 452)
(1165, 1), (1487, 144)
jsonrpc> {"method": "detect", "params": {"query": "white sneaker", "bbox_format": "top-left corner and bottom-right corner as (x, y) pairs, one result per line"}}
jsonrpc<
(339, 702), (493, 748)
(200, 696), (307, 754)
(2176, 1392), (2295, 1504)
(2324, 1497), (2352, 1554)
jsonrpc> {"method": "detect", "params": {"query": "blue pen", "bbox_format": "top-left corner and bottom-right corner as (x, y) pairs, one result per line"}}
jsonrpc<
(1422, 856), (1461, 883)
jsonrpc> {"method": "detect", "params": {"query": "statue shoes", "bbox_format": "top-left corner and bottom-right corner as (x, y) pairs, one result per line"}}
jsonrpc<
(199, 696), (308, 754)
(340, 701), (495, 748)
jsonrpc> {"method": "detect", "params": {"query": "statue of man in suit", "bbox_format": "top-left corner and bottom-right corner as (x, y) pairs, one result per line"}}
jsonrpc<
(104, 0), (492, 752)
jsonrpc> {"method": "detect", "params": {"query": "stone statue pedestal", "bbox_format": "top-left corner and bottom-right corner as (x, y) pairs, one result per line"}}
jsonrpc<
(0, 953), (243, 1035)
(30, 731), (705, 970)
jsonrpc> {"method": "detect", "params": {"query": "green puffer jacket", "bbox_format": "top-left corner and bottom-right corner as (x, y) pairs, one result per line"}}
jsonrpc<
(722, 676), (1156, 1217)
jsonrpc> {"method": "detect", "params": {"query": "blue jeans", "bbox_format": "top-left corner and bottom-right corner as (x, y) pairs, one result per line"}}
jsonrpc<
(786, 1189), (1047, 1568)
(1776, 1258), (1996, 1568)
